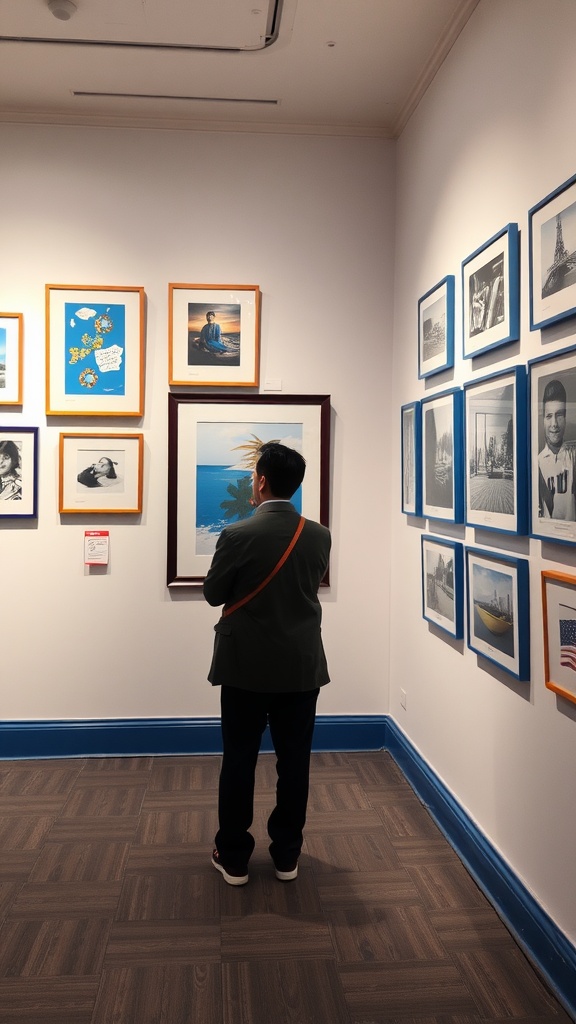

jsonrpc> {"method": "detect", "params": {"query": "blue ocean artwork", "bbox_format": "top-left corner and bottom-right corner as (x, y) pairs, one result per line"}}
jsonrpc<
(195, 420), (303, 555)
(64, 302), (126, 397)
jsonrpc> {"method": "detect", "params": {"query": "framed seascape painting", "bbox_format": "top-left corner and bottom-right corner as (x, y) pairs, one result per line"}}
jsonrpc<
(464, 366), (528, 535)
(401, 401), (421, 516)
(462, 223), (519, 359)
(167, 393), (330, 586)
(418, 276), (454, 379)
(529, 345), (576, 546)
(59, 433), (144, 514)
(466, 547), (530, 681)
(542, 569), (576, 706)
(421, 387), (464, 524)
(0, 426), (38, 518)
(529, 172), (576, 331)
(46, 285), (145, 416)
(169, 283), (260, 387)
(421, 535), (463, 639)
(0, 313), (23, 406)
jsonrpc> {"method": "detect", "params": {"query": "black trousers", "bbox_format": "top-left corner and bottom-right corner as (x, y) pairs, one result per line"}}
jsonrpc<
(215, 685), (320, 871)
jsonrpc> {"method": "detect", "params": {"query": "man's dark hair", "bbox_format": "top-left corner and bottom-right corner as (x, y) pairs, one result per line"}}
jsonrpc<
(543, 378), (566, 407)
(256, 442), (306, 499)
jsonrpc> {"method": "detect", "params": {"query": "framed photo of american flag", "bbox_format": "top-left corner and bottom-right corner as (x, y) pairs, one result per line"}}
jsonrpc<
(542, 569), (576, 706)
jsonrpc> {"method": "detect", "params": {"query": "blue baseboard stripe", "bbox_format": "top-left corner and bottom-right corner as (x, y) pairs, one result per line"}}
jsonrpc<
(0, 713), (574, 1020)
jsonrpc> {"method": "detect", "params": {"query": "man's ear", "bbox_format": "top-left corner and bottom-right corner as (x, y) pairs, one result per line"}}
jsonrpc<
(257, 473), (267, 494)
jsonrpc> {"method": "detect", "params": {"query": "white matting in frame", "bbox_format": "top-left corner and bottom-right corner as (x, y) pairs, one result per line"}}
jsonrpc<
(466, 547), (530, 681)
(0, 313), (23, 405)
(529, 345), (576, 545)
(169, 284), (260, 387)
(462, 223), (519, 359)
(0, 426), (38, 517)
(59, 433), (144, 513)
(529, 172), (576, 330)
(542, 569), (576, 707)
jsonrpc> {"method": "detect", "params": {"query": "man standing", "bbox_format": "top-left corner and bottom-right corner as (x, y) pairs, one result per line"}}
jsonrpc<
(203, 442), (331, 886)
(538, 378), (576, 521)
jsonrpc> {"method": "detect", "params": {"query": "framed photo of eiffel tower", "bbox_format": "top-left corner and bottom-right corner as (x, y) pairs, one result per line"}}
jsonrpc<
(530, 172), (576, 331)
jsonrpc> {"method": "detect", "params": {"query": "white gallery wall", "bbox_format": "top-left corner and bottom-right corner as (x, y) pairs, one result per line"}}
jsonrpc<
(391, 0), (576, 946)
(0, 126), (395, 720)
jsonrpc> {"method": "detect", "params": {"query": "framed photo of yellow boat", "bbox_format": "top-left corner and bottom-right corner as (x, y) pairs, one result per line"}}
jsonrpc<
(466, 547), (530, 681)
(542, 569), (576, 707)
(422, 536), (463, 639)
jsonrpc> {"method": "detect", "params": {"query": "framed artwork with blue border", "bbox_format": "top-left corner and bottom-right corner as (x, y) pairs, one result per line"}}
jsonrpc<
(422, 535), (463, 639)
(542, 569), (576, 707)
(529, 172), (576, 331)
(529, 345), (576, 546)
(418, 275), (454, 379)
(462, 223), (519, 359)
(421, 387), (464, 524)
(0, 313), (23, 406)
(466, 547), (530, 681)
(46, 284), (145, 416)
(401, 401), (421, 516)
(464, 365), (528, 535)
(0, 425), (38, 518)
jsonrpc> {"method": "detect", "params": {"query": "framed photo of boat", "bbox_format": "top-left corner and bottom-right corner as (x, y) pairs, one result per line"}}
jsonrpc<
(466, 547), (530, 681)
(418, 276), (454, 379)
(421, 387), (464, 524)
(462, 223), (519, 359)
(422, 536), (464, 639)
(542, 569), (576, 706)
(401, 401), (422, 516)
(529, 172), (576, 331)
(464, 366), (528, 535)
(529, 345), (576, 546)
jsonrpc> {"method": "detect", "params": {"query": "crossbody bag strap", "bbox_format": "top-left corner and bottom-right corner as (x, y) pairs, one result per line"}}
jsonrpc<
(222, 516), (306, 618)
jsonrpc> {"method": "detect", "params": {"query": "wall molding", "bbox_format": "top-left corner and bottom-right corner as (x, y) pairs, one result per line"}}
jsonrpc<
(1, 713), (573, 1020)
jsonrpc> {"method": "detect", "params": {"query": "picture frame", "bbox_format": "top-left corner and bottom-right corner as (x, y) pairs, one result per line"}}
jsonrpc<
(46, 284), (145, 416)
(542, 569), (576, 706)
(462, 223), (519, 359)
(422, 535), (464, 639)
(418, 275), (455, 379)
(59, 432), (144, 514)
(401, 401), (422, 516)
(169, 283), (260, 387)
(464, 365), (528, 535)
(0, 313), (23, 406)
(421, 387), (464, 523)
(167, 393), (330, 586)
(466, 547), (530, 681)
(0, 426), (38, 518)
(529, 345), (576, 545)
(529, 172), (576, 331)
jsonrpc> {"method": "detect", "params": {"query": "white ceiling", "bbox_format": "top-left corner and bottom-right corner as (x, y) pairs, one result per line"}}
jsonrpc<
(0, 0), (480, 137)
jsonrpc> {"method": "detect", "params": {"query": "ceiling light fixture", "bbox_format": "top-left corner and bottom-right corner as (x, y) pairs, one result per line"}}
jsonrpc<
(47, 0), (77, 21)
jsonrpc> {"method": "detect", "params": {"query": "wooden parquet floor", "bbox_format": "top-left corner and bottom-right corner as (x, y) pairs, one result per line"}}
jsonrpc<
(0, 750), (571, 1024)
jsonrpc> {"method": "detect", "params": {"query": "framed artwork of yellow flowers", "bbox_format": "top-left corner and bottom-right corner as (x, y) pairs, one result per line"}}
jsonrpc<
(46, 285), (145, 416)
(59, 432), (144, 514)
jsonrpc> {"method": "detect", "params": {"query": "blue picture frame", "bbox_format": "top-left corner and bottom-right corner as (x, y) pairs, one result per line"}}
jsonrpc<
(464, 365), (528, 535)
(422, 535), (464, 639)
(0, 425), (38, 518)
(421, 386), (464, 524)
(528, 344), (576, 546)
(418, 275), (455, 379)
(401, 401), (422, 516)
(529, 171), (576, 331)
(462, 223), (519, 359)
(466, 546), (530, 681)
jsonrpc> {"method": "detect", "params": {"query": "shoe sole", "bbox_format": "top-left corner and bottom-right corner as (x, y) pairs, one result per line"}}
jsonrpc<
(211, 855), (248, 886)
(274, 865), (298, 881)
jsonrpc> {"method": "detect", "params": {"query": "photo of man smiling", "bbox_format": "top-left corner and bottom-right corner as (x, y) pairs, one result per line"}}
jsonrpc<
(538, 377), (576, 520)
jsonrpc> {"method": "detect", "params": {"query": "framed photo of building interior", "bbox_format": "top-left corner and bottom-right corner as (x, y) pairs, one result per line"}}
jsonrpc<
(421, 387), (464, 523)
(46, 284), (145, 416)
(464, 365), (528, 535)
(59, 432), (144, 514)
(529, 345), (576, 545)
(421, 535), (464, 639)
(168, 283), (260, 387)
(401, 401), (422, 516)
(466, 547), (530, 681)
(0, 312), (23, 406)
(0, 425), (38, 517)
(529, 171), (576, 331)
(542, 569), (576, 706)
(418, 275), (455, 379)
(167, 393), (330, 586)
(462, 223), (519, 359)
